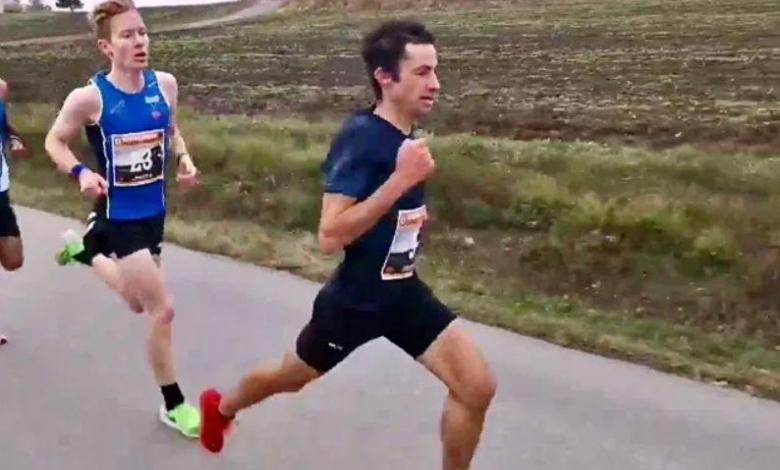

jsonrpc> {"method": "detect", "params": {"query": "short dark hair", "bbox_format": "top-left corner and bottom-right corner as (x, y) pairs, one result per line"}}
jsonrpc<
(361, 19), (436, 100)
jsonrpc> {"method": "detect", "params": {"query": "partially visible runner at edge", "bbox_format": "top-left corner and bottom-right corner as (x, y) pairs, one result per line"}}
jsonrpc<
(0, 76), (32, 347)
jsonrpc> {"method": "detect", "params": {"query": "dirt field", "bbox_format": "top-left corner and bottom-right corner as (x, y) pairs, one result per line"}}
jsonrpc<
(3, 0), (776, 152)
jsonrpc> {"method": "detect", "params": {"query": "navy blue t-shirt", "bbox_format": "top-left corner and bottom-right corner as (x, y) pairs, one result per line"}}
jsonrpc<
(322, 110), (428, 301)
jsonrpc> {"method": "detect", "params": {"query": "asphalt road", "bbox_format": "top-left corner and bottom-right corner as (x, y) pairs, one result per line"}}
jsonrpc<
(0, 0), (287, 47)
(1, 206), (778, 470)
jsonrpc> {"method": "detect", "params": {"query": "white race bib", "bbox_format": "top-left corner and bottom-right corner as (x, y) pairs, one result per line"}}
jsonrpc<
(381, 206), (427, 281)
(111, 130), (165, 187)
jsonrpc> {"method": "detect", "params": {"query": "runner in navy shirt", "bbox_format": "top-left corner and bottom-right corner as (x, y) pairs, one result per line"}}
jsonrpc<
(323, 107), (429, 289)
(200, 20), (497, 469)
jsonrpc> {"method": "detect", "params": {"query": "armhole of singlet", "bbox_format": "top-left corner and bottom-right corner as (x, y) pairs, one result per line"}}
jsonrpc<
(153, 70), (173, 109)
(86, 78), (111, 218)
(88, 79), (104, 127)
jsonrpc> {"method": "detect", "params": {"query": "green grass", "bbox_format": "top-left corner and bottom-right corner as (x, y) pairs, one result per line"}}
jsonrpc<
(1, 0), (778, 151)
(5, 103), (780, 399)
(0, 11), (89, 41)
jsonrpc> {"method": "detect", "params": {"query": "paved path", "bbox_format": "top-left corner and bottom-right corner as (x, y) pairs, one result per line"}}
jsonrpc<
(0, 0), (287, 47)
(1, 206), (778, 470)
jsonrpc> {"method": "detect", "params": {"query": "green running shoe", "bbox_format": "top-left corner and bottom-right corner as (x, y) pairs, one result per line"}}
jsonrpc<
(55, 229), (85, 266)
(159, 402), (201, 439)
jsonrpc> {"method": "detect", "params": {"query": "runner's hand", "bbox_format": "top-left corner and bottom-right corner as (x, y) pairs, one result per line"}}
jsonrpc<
(176, 154), (200, 190)
(9, 135), (31, 160)
(395, 138), (435, 189)
(79, 169), (108, 199)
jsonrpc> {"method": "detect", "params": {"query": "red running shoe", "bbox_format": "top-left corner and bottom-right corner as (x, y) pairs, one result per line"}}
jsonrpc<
(199, 388), (234, 453)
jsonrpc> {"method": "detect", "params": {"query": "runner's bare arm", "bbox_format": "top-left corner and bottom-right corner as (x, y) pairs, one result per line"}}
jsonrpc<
(157, 71), (197, 180)
(44, 86), (101, 174)
(318, 176), (409, 255)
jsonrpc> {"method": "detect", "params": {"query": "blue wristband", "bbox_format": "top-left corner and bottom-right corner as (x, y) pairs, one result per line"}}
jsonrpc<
(70, 163), (88, 180)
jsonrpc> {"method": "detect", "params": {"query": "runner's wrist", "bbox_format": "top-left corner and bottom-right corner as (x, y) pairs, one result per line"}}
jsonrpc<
(69, 162), (89, 181)
(385, 172), (416, 201)
(387, 171), (413, 193)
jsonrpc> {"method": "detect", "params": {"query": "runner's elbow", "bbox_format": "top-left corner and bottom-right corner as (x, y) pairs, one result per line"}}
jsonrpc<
(44, 134), (68, 168)
(43, 132), (61, 158)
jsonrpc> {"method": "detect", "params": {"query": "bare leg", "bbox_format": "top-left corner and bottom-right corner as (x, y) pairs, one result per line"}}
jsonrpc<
(200, 351), (320, 452)
(419, 321), (497, 470)
(219, 352), (320, 417)
(116, 249), (177, 385)
(0, 236), (23, 271)
(92, 254), (143, 313)
(0, 236), (23, 346)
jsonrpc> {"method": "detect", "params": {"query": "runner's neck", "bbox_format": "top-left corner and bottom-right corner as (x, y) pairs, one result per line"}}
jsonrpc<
(107, 67), (146, 94)
(373, 100), (415, 135)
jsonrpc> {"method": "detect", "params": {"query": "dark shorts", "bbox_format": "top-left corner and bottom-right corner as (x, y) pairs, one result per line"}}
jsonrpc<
(296, 277), (457, 373)
(77, 210), (165, 264)
(0, 191), (20, 238)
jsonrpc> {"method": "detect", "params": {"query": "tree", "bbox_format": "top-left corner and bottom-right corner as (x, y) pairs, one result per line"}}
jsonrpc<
(28, 0), (49, 11)
(55, 0), (84, 12)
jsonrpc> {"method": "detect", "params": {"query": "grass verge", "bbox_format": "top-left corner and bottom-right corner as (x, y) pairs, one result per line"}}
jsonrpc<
(6, 103), (779, 399)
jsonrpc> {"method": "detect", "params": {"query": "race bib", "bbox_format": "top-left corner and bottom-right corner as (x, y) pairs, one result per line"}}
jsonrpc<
(381, 206), (427, 281)
(112, 130), (165, 187)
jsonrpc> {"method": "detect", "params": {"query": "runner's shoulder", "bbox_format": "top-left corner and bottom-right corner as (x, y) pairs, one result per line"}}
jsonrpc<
(65, 85), (101, 115)
(153, 70), (177, 90)
(152, 70), (177, 106)
(334, 110), (384, 149)
(341, 109), (380, 133)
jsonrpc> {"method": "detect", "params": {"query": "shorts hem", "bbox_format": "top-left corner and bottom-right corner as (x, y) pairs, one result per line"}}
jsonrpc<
(411, 316), (457, 360)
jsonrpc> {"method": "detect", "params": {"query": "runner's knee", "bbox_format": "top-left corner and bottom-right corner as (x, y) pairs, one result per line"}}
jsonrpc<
(160, 304), (175, 324)
(149, 297), (174, 324)
(0, 243), (23, 270)
(120, 262), (168, 314)
(454, 367), (497, 412)
(0, 255), (22, 271)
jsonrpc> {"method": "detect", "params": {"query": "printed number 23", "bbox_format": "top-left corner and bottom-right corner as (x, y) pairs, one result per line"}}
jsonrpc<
(131, 151), (153, 172)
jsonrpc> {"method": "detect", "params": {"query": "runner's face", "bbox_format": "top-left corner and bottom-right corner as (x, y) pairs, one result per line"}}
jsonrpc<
(384, 43), (440, 117)
(99, 10), (149, 70)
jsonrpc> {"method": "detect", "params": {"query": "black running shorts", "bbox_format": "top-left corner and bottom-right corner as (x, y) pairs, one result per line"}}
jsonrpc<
(79, 210), (165, 264)
(296, 277), (457, 373)
(0, 191), (20, 238)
